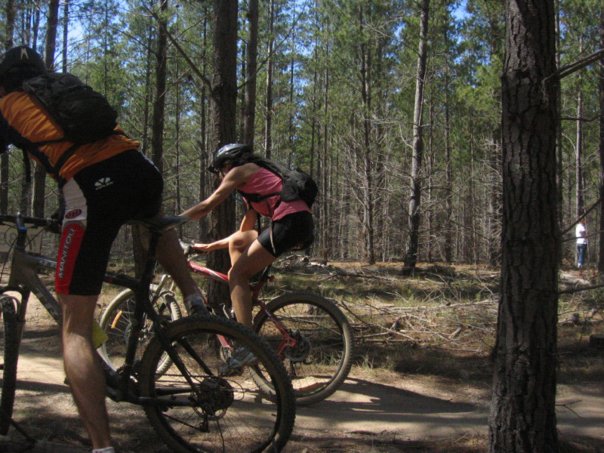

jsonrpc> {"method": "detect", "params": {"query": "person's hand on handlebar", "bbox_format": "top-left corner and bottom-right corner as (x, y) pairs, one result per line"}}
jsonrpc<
(191, 236), (232, 253)
(191, 242), (217, 253)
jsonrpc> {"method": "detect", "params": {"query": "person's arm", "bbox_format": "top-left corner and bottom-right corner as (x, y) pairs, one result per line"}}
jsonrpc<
(181, 163), (256, 220)
(192, 236), (231, 253)
(193, 209), (258, 253)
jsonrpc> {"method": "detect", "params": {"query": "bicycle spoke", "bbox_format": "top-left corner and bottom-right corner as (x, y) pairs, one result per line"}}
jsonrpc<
(253, 293), (354, 405)
(139, 317), (294, 453)
(99, 290), (181, 375)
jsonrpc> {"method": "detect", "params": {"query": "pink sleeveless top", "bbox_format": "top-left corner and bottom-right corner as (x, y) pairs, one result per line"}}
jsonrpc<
(239, 167), (310, 221)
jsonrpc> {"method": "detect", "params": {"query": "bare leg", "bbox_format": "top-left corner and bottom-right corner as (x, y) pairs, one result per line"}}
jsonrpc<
(228, 238), (275, 327)
(156, 228), (201, 299)
(228, 230), (258, 264)
(60, 294), (112, 450)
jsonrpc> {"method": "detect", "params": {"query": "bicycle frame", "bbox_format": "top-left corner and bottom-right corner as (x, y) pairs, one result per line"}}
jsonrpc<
(186, 257), (299, 357)
(2, 217), (140, 328)
(0, 214), (195, 404)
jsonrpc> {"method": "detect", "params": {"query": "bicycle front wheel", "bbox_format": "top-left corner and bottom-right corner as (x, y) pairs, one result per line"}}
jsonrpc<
(138, 316), (296, 453)
(0, 296), (19, 435)
(253, 292), (354, 405)
(99, 288), (181, 373)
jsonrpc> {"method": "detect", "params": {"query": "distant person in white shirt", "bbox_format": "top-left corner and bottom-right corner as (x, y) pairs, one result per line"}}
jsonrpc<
(576, 221), (587, 268)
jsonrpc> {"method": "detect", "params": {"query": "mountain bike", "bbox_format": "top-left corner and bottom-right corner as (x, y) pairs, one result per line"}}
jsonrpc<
(100, 243), (354, 406)
(0, 214), (295, 452)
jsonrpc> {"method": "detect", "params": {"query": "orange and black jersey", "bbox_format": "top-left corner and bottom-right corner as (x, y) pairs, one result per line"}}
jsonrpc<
(0, 90), (140, 182)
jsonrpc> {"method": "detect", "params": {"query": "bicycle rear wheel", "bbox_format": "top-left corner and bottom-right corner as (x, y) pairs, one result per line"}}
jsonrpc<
(0, 296), (19, 434)
(253, 292), (354, 405)
(138, 316), (295, 453)
(99, 289), (181, 374)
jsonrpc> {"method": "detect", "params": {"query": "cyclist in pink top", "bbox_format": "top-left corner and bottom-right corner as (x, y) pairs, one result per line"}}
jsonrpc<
(182, 144), (314, 336)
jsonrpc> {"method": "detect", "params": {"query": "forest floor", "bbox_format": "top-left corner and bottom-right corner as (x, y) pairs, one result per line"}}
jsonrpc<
(0, 261), (603, 452)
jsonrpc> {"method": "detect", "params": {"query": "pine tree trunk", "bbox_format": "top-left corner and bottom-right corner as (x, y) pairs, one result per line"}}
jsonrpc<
(207, 0), (238, 309)
(358, 6), (375, 265)
(1, 0), (15, 214)
(575, 37), (584, 217)
(198, 11), (209, 241)
(133, 0), (169, 277)
(576, 88), (584, 216)
(404, 0), (430, 270)
(598, 6), (604, 274)
(320, 61), (330, 263)
(444, 56), (453, 263)
(151, 0), (168, 173)
(32, 0), (59, 218)
(198, 133), (209, 241)
(264, 0), (275, 158)
(61, 0), (68, 73)
(489, 1), (560, 452)
(141, 19), (153, 156)
(243, 0), (258, 145)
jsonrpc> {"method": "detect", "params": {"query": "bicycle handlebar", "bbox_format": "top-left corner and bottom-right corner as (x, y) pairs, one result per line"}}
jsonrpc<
(0, 214), (59, 230)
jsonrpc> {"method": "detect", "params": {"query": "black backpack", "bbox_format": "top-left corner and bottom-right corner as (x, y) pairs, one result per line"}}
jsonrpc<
(23, 73), (118, 144)
(239, 158), (318, 208)
(21, 73), (119, 180)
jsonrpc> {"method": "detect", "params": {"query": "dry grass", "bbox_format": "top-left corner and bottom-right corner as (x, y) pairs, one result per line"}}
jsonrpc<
(275, 260), (604, 452)
(272, 260), (604, 382)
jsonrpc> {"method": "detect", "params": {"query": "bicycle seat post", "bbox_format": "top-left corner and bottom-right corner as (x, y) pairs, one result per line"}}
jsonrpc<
(117, 216), (186, 390)
(139, 229), (160, 296)
(131, 215), (186, 305)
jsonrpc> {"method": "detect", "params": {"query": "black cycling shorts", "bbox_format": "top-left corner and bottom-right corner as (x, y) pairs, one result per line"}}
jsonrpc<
(257, 211), (314, 257)
(56, 150), (163, 295)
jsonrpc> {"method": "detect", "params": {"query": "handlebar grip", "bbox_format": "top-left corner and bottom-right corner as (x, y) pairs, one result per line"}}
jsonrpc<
(0, 214), (60, 231)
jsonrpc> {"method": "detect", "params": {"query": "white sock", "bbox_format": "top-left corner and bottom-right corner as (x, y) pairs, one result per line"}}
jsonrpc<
(92, 447), (115, 453)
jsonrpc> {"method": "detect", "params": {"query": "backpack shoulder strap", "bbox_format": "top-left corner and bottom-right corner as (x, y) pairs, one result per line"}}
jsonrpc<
(52, 143), (80, 184)
(237, 157), (283, 205)
(250, 157), (286, 179)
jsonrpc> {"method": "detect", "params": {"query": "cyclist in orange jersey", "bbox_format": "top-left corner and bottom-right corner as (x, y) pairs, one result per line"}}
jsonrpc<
(0, 46), (205, 453)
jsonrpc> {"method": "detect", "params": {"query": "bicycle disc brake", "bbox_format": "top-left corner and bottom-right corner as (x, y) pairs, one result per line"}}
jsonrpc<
(283, 330), (311, 363)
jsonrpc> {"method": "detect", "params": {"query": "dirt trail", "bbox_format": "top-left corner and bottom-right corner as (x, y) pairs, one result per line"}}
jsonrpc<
(1, 322), (603, 452)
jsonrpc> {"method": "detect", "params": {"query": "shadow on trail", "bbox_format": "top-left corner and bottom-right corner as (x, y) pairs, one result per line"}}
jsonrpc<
(295, 377), (488, 439)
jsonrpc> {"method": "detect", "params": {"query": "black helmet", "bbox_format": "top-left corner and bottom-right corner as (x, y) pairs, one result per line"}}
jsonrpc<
(0, 46), (47, 93)
(209, 143), (253, 173)
(0, 46), (46, 80)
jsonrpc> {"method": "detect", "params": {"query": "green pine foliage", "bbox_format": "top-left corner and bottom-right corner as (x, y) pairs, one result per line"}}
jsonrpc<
(1, 0), (602, 264)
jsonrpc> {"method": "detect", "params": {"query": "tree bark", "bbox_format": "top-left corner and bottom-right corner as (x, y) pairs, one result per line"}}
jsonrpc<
(134, 0), (170, 278)
(243, 0), (258, 145)
(598, 5), (604, 274)
(575, 38), (584, 217)
(444, 46), (453, 263)
(206, 0), (238, 309)
(198, 10), (209, 241)
(1, 0), (16, 214)
(61, 0), (68, 73)
(489, 1), (560, 452)
(404, 0), (430, 270)
(151, 0), (168, 173)
(32, 0), (59, 218)
(358, 6), (375, 265)
(264, 0), (275, 158)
